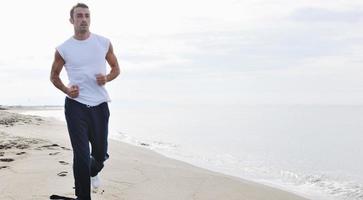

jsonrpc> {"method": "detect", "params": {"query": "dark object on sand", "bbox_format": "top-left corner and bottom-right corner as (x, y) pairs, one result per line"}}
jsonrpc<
(0, 158), (14, 162)
(0, 106), (7, 110)
(49, 194), (76, 199)
(57, 171), (68, 177)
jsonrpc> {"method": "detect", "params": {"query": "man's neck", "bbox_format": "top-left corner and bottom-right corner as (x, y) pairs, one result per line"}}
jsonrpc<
(73, 31), (91, 40)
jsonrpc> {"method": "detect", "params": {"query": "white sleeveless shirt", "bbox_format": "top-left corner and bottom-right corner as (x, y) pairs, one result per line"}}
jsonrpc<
(57, 33), (111, 106)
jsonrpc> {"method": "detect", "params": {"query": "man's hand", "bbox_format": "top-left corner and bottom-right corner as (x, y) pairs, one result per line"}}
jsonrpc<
(67, 85), (79, 98)
(96, 74), (107, 86)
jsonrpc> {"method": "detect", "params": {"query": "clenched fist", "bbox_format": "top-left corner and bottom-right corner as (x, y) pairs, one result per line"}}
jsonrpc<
(96, 74), (107, 86)
(67, 85), (79, 98)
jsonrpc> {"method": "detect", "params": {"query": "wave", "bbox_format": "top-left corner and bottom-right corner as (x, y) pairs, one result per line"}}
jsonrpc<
(111, 131), (363, 200)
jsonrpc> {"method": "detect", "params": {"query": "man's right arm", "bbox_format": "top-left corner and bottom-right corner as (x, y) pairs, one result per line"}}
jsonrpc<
(50, 51), (79, 98)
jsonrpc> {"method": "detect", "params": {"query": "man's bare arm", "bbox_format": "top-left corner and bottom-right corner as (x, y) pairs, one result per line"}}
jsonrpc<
(96, 43), (120, 85)
(50, 51), (79, 97)
(105, 43), (121, 82)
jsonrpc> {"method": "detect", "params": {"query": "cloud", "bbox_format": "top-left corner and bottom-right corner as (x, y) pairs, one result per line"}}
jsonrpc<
(111, 18), (360, 87)
(289, 7), (363, 23)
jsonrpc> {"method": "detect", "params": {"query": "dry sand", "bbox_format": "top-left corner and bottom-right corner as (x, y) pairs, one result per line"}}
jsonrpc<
(0, 110), (308, 200)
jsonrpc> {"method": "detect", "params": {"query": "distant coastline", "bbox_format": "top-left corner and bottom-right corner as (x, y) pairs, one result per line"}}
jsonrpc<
(0, 105), (63, 111)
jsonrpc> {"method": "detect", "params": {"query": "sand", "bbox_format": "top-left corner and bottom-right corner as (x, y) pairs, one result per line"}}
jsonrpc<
(0, 109), (309, 200)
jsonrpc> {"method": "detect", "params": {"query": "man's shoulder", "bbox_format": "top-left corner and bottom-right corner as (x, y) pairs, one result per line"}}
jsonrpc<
(92, 33), (110, 43)
(57, 37), (74, 48)
(92, 33), (110, 51)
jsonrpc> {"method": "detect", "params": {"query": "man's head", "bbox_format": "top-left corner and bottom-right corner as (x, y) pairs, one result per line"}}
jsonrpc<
(70, 3), (90, 34)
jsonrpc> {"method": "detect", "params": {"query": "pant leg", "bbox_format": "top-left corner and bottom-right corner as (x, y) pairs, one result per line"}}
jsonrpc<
(89, 102), (110, 177)
(65, 98), (91, 200)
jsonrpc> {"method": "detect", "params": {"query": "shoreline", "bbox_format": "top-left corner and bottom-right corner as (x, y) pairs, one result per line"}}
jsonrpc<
(0, 109), (308, 200)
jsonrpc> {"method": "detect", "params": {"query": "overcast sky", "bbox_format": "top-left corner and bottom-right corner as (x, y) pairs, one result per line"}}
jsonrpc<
(0, 0), (362, 106)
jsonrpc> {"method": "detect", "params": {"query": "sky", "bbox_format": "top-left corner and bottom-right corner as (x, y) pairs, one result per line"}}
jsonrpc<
(0, 0), (362, 106)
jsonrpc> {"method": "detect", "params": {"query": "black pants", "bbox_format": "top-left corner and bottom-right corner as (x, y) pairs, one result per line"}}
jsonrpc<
(65, 97), (110, 200)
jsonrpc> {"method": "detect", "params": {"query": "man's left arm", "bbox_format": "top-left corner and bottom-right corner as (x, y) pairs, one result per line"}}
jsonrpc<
(97, 43), (121, 85)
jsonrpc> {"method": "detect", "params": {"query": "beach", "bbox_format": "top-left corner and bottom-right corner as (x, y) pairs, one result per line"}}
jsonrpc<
(0, 109), (307, 200)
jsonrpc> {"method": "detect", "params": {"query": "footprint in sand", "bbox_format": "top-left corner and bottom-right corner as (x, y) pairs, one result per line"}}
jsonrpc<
(16, 152), (26, 155)
(0, 158), (14, 162)
(0, 166), (9, 169)
(92, 188), (105, 194)
(0, 152), (4, 157)
(57, 171), (68, 177)
(38, 144), (60, 150)
(59, 161), (69, 165)
(49, 194), (76, 200)
(37, 144), (71, 151)
(49, 152), (60, 156)
(61, 146), (71, 151)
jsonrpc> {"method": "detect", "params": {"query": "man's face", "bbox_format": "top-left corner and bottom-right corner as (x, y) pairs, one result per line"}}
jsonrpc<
(70, 7), (90, 33)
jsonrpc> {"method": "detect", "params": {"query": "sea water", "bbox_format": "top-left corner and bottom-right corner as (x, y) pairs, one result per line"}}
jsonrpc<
(21, 104), (363, 200)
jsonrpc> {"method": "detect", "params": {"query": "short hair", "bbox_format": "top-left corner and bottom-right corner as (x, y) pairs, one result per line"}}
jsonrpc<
(70, 3), (89, 19)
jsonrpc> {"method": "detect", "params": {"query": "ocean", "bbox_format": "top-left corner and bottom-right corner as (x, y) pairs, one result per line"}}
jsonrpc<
(21, 104), (363, 200)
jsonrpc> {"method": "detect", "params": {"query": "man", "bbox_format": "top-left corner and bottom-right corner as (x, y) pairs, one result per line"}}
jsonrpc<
(50, 3), (120, 200)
